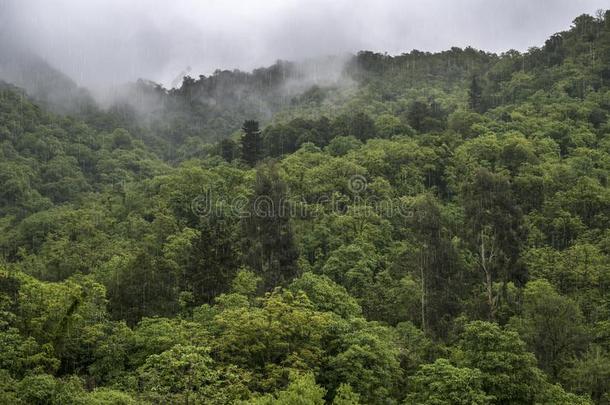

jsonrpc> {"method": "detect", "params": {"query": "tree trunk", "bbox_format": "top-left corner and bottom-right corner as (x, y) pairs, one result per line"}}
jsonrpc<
(480, 231), (496, 320)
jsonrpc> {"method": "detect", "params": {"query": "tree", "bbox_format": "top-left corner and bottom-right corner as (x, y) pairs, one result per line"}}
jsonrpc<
(461, 168), (526, 320)
(16, 373), (58, 405)
(406, 101), (429, 132)
(405, 359), (492, 405)
(106, 251), (180, 325)
(510, 280), (587, 379)
(242, 162), (299, 289)
(320, 242), (378, 298)
(158, 164), (245, 305)
(248, 373), (326, 405)
(333, 384), (361, 405)
(231, 268), (262, 298)
(468, 75), (484, 112)
(262, 123), (300, 157)
(361, 271), (420, 326)
(561, 345), (610, 404)
(401, 194), (467, 336)
(241, 120), (263, 165)
(455, 321), (544, 404)
(185, 213), (241, 304)
(375, 114), (412, 138)
(325, 136), (362, 157)
(332, 111), (377, 141)
(448, 110), (486, 139)
(138, 344), (249, 404)
(405, 100), (446, 132)
(219, 138), (239, 162)
(213, 290), (336, 391)
(326, 325), (402, 404)
(129, 317), (208, 367)
(0, 327), (59, 378)
(0, 12), (609, 404)
(289, 272), (361, 319)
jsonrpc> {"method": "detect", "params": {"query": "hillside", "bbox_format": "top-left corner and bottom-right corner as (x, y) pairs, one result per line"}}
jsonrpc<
(0, 11), (609, 404)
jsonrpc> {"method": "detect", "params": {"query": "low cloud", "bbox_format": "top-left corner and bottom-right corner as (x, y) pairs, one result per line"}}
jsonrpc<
(1, 0), (607, 89)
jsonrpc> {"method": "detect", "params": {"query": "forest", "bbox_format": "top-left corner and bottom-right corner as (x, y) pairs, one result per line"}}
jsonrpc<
(0, 9), (609, 405)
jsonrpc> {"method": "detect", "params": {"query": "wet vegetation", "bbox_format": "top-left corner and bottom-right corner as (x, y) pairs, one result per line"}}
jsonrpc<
(0, 11), (610, 404)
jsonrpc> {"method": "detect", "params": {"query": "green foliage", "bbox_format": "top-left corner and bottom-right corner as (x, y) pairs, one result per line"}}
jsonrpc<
(242, 161), (299, 289)
(468, 75), (484, 112)
(325, 323), (402, 404)
(231, 268), (263, 298)
(405, 359), (492, 404)
(247, 373), (326, 405)
(138, 344), (249, 404)
(325, 136), (362, 157)
(510, 279), (588, 378)
(212, 290), (334, 390)
(0, 10), (609, 404)
(86, 388), (139, 405)
(454, 321), (543, 404)
(561, 345), (610, 404)
(288, 272), (362, 318)
(16, 373), (58, 405)
(332, 384), (361, 405)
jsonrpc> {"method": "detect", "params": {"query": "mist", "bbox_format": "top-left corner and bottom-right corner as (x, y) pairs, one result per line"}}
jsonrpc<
(1, 0), (608, 90)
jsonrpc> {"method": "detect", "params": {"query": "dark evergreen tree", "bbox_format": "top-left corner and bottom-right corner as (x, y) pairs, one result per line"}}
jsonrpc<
(185, 214), (241, 304)
(240, 120), (263, 165)
(241, 162), (299, 289)
(468, 75), (484, 112)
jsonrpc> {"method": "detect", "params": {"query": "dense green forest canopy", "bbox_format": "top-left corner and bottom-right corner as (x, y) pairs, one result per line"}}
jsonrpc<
(0, 10), (609, 404)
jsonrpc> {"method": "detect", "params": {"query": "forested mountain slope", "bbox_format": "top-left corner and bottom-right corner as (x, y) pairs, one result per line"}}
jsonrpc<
(0, 11), (609, 404)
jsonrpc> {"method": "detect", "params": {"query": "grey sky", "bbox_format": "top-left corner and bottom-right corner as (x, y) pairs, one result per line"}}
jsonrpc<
(1, 0), (607, 88)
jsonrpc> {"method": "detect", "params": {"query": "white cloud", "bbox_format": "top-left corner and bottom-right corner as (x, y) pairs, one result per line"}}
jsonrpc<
(2, 0), (607, 88)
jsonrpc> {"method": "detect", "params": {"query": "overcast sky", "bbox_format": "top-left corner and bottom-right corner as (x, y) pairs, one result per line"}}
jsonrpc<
(1, 0), (607, 88)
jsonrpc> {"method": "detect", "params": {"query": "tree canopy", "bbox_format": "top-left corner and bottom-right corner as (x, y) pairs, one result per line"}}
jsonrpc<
(0, 10), (609, 404)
